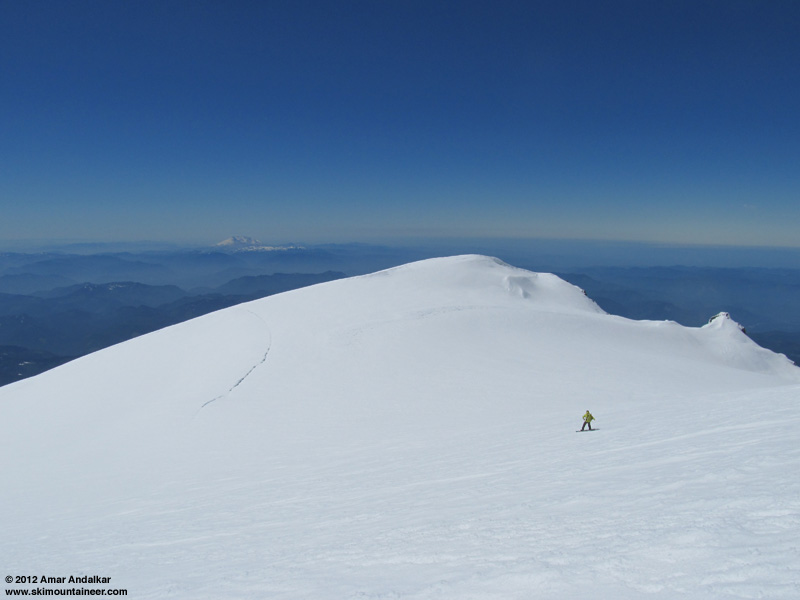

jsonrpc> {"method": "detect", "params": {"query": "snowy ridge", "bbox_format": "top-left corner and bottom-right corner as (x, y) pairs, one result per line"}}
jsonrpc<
(1, 255), (799, 599)
(356, 255), (606, 315)
(697, 311), (797, 376)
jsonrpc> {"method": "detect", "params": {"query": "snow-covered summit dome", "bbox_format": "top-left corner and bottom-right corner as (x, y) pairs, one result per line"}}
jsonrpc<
(353, 254), (606, 316)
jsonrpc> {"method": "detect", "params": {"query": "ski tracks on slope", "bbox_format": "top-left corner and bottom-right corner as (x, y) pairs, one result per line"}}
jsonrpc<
(199, 309), (272, 411)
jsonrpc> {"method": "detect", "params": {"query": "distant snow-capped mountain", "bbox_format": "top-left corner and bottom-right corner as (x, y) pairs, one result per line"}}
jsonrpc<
(1, 255), (798, 599)
(213, 236), (304, 252)
(214, 235), (261, 247)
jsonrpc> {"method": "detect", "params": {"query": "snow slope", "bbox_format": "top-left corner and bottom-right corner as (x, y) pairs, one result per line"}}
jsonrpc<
(1, 255), (799, 599)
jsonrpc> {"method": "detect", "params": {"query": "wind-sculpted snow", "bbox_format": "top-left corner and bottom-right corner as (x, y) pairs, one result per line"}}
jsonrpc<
(1, 255), (799, 599)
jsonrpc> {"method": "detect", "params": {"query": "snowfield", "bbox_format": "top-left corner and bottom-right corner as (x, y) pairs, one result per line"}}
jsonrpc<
(1, 255), (799, 599)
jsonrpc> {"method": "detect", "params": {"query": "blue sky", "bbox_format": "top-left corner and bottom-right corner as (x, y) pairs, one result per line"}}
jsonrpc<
(2, 0), (799, 247)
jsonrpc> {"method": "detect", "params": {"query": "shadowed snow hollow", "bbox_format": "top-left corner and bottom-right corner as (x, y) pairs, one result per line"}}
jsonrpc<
(1, 255), (799, 600)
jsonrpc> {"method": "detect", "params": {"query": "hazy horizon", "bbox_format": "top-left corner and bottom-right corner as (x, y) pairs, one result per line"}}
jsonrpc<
(4, 234), (800, 269)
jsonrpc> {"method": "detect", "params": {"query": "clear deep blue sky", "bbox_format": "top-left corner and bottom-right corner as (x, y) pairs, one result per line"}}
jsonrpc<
(2, 1), (799, 247)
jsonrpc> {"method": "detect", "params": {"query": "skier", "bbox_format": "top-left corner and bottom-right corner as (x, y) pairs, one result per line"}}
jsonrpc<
(581, 410), (595, 431)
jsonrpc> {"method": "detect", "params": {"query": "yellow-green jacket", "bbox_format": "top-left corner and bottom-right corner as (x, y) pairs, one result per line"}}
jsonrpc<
(583, 411), (594, 423)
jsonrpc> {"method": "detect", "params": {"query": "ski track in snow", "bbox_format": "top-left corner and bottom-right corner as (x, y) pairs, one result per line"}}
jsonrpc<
(199, 309), (272, 410)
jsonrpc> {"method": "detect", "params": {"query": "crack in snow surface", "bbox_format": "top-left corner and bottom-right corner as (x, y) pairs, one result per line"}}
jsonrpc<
(199, 310), (271, 410)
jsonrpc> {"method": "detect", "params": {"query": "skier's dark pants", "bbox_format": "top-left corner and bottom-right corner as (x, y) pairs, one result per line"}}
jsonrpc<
(581, 422), (592, 431)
